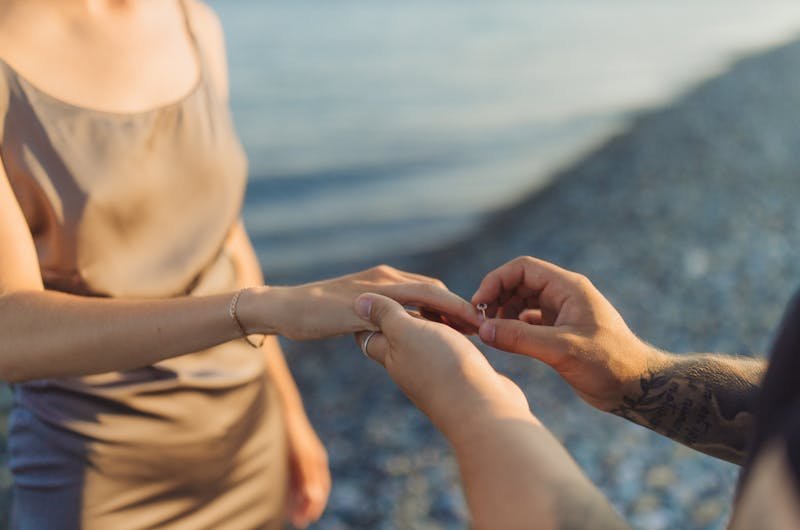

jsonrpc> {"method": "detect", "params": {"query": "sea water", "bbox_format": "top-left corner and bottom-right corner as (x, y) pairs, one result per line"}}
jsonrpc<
(209, 0), (800, 279)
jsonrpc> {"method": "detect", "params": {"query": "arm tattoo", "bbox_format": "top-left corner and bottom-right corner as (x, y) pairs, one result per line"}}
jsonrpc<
(610, 355), (766, 465)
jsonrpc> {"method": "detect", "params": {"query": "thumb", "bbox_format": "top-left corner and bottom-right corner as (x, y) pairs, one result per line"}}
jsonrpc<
(479, 319), (565, 366)
(354, 292), (409, 333)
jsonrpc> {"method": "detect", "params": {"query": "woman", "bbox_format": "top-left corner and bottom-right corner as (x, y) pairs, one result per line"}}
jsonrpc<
(0, 1), (479, 528)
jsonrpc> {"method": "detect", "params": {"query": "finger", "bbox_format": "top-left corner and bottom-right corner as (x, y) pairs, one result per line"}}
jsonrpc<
(354, 293), (414, 333)
(502, 294), (527, 318)
(354, 330), (390, 365)
(478, 318), (566, 367)
(515, 284), (538, 300)
(440, 315), (478, 335)
(519, 309), (543, 325)
(525, 296), (541, 310)
(471, 256), (573, 306)
(308, 483), (329, 522)
(378, 283), (481, 327)
(420, 308), (444, 324)
(420, 308), (471, 333)
(296, 485), (325, 525)
(289, 492), (311, 528)
(399, 270), (449, 290)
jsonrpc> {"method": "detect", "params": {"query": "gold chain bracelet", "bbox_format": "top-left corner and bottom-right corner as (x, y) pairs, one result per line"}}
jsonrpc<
(229, 288), (266, 349)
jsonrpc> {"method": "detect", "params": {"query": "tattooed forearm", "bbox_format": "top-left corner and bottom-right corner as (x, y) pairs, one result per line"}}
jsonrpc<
(610, 354), (766, 464)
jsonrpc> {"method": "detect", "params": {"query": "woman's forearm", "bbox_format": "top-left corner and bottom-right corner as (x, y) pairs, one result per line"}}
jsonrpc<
(0, 221), (284, 383)
(0, 289), (255, 382)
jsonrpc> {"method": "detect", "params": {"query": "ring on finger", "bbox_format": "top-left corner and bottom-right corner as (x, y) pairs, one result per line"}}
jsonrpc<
(361, 331), (378, 357)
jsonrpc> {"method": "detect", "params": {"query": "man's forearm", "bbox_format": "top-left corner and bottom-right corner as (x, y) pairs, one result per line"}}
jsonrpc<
(610, 353), (766, 464)
(452, 415), (629, 530)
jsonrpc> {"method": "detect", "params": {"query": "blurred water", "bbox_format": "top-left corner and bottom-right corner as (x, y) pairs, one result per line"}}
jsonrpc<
(209, 0), (800, 279)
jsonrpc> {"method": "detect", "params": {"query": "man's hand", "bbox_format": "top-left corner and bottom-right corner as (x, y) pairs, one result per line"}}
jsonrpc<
(471, 256), (765, 464)
(471, 256), (661, 412)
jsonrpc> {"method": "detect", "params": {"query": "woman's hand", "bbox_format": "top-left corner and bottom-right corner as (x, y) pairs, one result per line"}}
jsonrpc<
(353, 293), (531, 442)
(471, 256), (665, 412)
(283, 411), (330, 529)
(240, 265), (481, 341)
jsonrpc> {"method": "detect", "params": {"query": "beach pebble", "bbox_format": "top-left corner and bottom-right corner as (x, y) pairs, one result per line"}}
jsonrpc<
(646, 465), (677, 489)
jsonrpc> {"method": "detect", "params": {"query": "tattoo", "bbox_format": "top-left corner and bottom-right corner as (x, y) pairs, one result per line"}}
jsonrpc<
(611, 355), (766, 464)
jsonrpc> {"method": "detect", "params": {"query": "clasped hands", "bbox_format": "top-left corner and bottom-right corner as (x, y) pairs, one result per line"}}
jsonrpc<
(352, 256), (663, 437)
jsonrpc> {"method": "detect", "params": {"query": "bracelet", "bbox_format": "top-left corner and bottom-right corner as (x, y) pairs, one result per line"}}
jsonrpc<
(229, 288), (266, 349)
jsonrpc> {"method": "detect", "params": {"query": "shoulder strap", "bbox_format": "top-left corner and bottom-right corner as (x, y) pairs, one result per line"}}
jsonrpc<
(177, 0), (211, 81)
(177, 0), (234, 105)
(0, 60), (11, 142)
(178, 1), (200, 51)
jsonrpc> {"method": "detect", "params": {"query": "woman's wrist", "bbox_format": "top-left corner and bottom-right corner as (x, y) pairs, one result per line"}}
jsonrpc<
(234, 285), (288, 336)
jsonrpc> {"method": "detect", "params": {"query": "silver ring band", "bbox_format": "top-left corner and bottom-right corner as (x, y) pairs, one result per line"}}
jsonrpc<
(361, 331), (378, 357)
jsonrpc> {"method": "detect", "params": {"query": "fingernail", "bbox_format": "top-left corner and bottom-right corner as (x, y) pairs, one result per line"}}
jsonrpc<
(479, 321), (496, 343)
(355, 296), (372, 319)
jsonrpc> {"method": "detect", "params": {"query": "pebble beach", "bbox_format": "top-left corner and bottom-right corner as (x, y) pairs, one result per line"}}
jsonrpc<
(3, 28), (800, 530)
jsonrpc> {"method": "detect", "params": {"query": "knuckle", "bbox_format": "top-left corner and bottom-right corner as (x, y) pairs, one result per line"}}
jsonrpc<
(367, 265), (384, 276)
(420, 282), (439, 296)
(371, 301), (390, 322)
(510, 256), (528, 268)
(572, 273), (593, 290)
(374, 264), (401, 280)
(505, 324), (526, 348)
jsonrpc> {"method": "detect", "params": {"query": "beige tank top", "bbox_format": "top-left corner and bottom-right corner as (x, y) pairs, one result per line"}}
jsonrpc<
(0, 3), (266, 444)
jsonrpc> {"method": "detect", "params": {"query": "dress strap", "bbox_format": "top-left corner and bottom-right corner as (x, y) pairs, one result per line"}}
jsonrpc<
(178, 0), (225, 100)
(0, 59), (15, 142)
(178, 0), (203, 65)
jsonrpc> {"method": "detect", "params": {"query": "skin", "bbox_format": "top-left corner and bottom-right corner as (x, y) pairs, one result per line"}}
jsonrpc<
(353, 257), (797, 528)
(354, 293), (629, 530)
(0, 1), (480, 527)
(471, 256), (765, 465)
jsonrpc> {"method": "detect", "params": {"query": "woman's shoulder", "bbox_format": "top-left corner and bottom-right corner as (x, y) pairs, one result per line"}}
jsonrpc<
(184, 0), (225, 40)
(183, 0), (230, 100)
